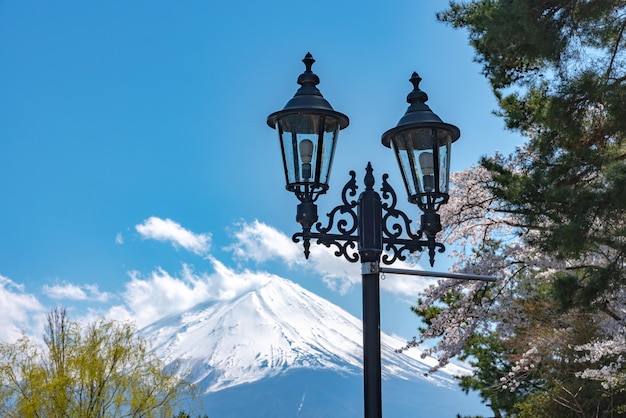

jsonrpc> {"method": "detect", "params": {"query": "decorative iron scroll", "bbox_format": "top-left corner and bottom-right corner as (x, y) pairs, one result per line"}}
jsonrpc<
(380, 173), (445, 265)
(292, 170), (359, 262)
(292, 165), (445, 266)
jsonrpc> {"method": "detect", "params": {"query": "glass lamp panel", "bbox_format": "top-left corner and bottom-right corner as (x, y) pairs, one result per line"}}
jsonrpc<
(317, 117), (340, 185)
(389, 128), (436, 200)
(437, 136), (452, 195)
(390, 127), (454, 205)
(391, 138), (418, 197)
(276, 114), (340, 189)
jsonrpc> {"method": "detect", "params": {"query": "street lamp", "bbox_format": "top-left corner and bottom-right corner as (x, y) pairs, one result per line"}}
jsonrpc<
(267, 53), (461, 418)
(267, 53), (349, 259)
(382, 72), (460, 261)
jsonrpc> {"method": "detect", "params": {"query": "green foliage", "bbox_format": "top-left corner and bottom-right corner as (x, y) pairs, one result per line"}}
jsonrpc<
(442, 0), (626, 308)
(412, 290), (460, 334)
(438, 0), (566, 89)
(412, 282), (520, 417)
(0, 307), (196, 417)
(514, 381), (625, 418)
(413, 1), (626, 415)
(456, 333), (518, 416)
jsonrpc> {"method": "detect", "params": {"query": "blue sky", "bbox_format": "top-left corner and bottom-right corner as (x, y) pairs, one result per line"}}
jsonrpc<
(0, 0), (522, 351)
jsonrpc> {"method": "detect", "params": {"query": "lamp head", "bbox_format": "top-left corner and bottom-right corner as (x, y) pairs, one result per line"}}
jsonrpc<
(267, 53), (349, 202)
(381, 72), (460, 211)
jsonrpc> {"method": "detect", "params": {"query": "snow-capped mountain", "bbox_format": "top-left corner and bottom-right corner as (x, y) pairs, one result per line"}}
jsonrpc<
(141, 276), (487, 417)
(142, 275), (459, 392)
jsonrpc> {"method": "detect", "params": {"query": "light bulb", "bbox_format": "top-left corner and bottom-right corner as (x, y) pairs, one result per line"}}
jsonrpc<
(419, 152), (435, 192)
(299, 139), (314, 180)
(418, 152), (434, 175)
(299, 139), (314, 163)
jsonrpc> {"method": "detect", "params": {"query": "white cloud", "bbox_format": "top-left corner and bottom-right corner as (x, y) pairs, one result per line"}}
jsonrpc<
(0, 219), (438, 337)
(309, 248), (361, 295)
(378, 261), (439, 297)
(228, 220), (359, 294)
(43, 282), (110, 303)
(115, 232), (124, 245)
(308, 249), (438, 297)
(228, 220), (436, 297)
(107, 259), (272, 328)
(0, 275), (46, 343)
(227, 220), (304, 267)
(136, 216), (211, 255)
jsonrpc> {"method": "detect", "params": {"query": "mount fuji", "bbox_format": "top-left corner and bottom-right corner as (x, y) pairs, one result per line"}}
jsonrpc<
(141, 275), (488, 417)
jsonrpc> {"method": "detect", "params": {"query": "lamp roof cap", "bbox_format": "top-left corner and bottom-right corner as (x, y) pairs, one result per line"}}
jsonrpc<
(382, 72), (460, 147)
(267, 53), (349, 129)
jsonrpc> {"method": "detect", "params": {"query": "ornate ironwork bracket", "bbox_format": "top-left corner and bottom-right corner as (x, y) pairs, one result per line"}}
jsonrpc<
(292, 163), (445, 266)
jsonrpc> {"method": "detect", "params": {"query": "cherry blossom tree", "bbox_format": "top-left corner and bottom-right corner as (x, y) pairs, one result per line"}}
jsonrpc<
(406, 161), (626, 416)
(409, 1), (626, 415)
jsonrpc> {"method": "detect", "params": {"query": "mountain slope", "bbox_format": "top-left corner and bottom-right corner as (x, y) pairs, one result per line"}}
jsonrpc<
(141, 275), (465, 394)
(199, 368), (486, 418)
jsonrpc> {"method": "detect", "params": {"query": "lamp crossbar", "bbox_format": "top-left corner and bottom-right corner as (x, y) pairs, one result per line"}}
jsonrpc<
(368, 264), (497, 282)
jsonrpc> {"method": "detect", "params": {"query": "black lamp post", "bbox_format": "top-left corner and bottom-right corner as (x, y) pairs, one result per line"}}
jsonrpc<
(267, 53), (460, 418)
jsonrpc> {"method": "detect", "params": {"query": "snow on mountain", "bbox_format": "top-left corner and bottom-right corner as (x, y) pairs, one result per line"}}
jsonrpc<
(141, 275), (466, 394)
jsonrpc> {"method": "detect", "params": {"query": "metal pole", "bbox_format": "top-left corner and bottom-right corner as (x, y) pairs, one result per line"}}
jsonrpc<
(357, 163), (383, 418)
(362, 268), (382, 418)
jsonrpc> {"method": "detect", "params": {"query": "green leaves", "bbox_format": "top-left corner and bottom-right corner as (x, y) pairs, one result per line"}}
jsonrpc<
(438, 0), (566, 89)
(411, 2), (626, 415)
(0, 308), (197, 418)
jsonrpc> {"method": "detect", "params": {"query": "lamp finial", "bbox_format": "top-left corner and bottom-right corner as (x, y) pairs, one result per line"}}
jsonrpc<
(406, 72), (429, 110)
(297, 53), (320, 90)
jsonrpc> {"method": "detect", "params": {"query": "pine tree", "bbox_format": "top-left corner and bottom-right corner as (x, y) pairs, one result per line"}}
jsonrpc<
(410, 2), (626, 415)
(439, 0), (626, 306)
